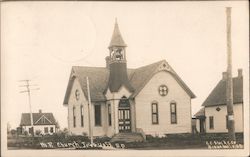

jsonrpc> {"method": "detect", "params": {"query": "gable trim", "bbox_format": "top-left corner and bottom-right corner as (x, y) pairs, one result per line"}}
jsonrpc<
(130, 62), (196, 99)
(34, 115), (52, 125)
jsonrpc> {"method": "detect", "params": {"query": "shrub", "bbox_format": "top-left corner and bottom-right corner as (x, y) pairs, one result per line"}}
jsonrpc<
(10, 129), (17, 136)
(23, 131), (28, 136)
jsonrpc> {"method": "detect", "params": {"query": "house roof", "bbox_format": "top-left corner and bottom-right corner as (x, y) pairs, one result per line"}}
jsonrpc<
(202, 76), (243, 107)
(109, 20), (127, 48)
(63, 60), (195, 105)
(194, 107), (205, 117)
(20, 112), (56, 126)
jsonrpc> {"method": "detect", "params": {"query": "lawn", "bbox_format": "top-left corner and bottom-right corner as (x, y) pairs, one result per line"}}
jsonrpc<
(7, 133), (244, 150)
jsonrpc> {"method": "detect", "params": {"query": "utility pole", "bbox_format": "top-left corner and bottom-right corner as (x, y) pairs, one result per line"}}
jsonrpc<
(86, 77), (93, 145)
(19, 80), (39, 136)
(226, 7), (236, 141)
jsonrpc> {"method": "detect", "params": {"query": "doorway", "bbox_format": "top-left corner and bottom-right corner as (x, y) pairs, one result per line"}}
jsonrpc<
(118, 97), (131, 132)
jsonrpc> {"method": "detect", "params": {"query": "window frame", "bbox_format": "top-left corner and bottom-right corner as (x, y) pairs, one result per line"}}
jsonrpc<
(108, 104), (112, 126)
(151, 102), (159, 124)
(50, 127), (54, 133)
(209, 116), (214, 129)
(170, 102), (177, 124)
(80, 105), (84, 127)
(44, 127), (48, 133)
(94, 104), (102, 126)
(73, 106), (76, 128)
(158, 84), (168, 97)
(226, 115), (228, 129)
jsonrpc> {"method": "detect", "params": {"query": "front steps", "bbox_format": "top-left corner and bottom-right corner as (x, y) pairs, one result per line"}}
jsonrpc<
(110, 132), (145, 143)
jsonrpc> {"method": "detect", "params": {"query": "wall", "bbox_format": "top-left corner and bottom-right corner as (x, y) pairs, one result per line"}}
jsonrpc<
(22, 125), (56, 135)
(135, 71), (192, 136)
(205, 103), (243, 133)
(67, 78), (107, 136)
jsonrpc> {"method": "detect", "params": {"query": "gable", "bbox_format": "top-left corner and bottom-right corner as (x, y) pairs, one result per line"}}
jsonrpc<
(63, 67), (109, 105)
(136, 70), (192, 100)
(34, 115), (52, 125)
(67, 77), (88, 105)
(20, 113), (56, 126)
(129, 60), (195, 99)
(106, 85), (132, 100)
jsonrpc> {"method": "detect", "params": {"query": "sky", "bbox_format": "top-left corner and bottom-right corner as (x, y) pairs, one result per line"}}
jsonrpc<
(1, 1), (249, 129)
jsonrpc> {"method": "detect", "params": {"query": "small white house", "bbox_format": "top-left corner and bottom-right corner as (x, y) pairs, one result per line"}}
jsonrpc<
(20, 110), (57, 135)
(195, 70), (243, 133)
(63, 20), (196, 139)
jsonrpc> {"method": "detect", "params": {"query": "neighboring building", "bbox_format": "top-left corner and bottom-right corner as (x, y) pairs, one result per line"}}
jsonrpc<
(194, 107), (205, 133)
(195, 70), (243, 133)
(63, 20), (196, 137)
(20, 110), (57, 135)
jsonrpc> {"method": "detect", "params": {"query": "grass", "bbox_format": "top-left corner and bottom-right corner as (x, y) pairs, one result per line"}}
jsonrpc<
(7, 133), (244, 150)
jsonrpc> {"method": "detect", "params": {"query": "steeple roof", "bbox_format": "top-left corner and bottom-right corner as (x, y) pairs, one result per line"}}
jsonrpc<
(109, 19), (127, 48)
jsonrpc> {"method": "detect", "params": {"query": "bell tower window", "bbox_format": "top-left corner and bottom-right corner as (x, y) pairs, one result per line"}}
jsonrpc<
(110, 47), (125, 61)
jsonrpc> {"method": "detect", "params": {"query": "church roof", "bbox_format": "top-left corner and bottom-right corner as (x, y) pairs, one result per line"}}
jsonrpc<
(20, 112), (56, 126)
(109, 20), (127, 48)
(202, 75), (243, 107)
(63, 60), (196, 105)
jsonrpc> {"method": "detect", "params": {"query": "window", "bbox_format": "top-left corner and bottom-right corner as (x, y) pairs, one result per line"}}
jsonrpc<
(28, 127), (33, 134)
(159, 85), (168, 96)
(151, 102), (158, 124)
(80, 105), (84, 127)
(50, 127), (54, 133)
(226, 115), (228, 129)
(94, 105), (102, 126)
(73, 106), (76, 128)
(108, 104), (112, 126)
(170, 102), (177, 124)
(44, 127), (48, 133)
(209, 116), (214, 129)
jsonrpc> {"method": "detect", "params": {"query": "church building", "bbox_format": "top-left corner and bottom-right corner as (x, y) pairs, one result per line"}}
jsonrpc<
(63, 20), (196, 138)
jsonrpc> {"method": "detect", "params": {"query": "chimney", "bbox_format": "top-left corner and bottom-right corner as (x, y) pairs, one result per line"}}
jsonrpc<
(238, 69), (243, 77)
(39, 109), (42, 114)
(105, 56), (110, 69)
(222, 72), (227, 80)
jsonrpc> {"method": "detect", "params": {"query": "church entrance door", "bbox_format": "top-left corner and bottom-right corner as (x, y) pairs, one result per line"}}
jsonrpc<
(118, 97), (131, 132)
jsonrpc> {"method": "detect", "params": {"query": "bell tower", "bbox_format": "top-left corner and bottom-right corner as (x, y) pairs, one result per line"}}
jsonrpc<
(108, 19), (127, 63)
(106, 19), (133, 93)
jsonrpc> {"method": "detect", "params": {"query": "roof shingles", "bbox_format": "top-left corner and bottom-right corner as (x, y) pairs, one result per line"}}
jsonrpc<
(202, 76), (243, 107)
(20, 113), (56, 126)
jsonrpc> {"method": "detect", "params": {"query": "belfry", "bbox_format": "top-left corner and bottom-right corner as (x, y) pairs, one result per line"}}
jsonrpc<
(106, 20), (134, 93)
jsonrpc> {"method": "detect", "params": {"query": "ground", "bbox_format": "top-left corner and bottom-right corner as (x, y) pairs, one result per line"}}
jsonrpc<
(7, 133), (244, 150)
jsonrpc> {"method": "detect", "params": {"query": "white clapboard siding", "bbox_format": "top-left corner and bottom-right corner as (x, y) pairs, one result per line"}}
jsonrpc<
(205, 103), (243, 133)
(135, 71), (192, 136)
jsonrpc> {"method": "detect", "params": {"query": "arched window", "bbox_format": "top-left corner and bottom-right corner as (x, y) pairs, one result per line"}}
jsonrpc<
(80, 105), (84, 127)
(170, 101), (177, 124)
(151, 101), (159, 124)
(94, 104), (102, 126)
(73, 106), (76, 127)
(108, 104), (112, 126)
